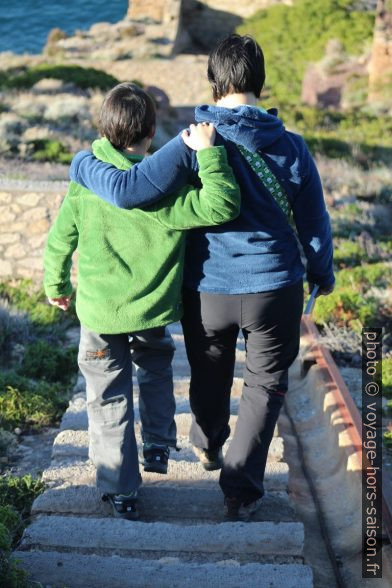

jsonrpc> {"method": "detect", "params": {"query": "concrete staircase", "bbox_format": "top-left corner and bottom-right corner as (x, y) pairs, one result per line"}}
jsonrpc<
(13, 323), (313, 587)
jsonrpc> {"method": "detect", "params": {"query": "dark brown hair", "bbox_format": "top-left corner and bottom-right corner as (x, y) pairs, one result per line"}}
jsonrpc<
(207, 34), (265, 102)
(99, 82), (156, 150)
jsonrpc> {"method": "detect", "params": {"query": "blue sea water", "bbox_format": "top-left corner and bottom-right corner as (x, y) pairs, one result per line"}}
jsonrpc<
(0, 0), (128, 54)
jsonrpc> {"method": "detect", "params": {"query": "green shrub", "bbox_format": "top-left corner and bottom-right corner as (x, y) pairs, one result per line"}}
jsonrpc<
(238, 0), (374, 107)
(0, 478), (43, 587)
(0, 549), (28, 587)
(0, 64), (119, 91)
(289, 109), (392, 165)
(29, 139), (73, 164)
(313, 287), (381, 332)
(0, 279), (77, 329)
(0, 371), (71, 432)
(21, 341), (77, 384)
(384, 430), (392, 448)
(0, 506), (23, 543)
(385, 399), (392, 416)
(0, 386), (60, 432)
(0, 475), (45, 517)
(333, 240), (369, 268)
(0, 428), (17, 460)
(337, 263), (392, 291)
(0, 305), (30, 364)
(313, 263), (391, 332)
(383, 358), (392, 398)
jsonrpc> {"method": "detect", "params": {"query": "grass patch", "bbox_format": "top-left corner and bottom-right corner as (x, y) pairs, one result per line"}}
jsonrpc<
(313, 263), (392, 333)
(283, 107), (392, 166)
(29, 139), (73, 164)
(384, 429), (392, 449)
(383, 357), (392, 399)
(333, 240), (369, 268)
(0, 279), (77, 330)
(313, 287), (381, 332)
(0, 64), (119, 91)
(0, 476), (45, 586)
(0, 475), (44, 517)
(0, 372), (71, 432)
(337, 263), (392, 290)
(238, 0), (374, 107)
(239, 3), (391, 165)
(21, 341), (77, 384)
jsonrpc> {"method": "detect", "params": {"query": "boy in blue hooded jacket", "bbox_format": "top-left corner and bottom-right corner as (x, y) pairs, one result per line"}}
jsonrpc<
(70, 34), (334, 519)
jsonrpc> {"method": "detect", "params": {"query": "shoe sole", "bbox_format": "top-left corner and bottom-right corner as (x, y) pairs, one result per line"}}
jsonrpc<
(200, 461), (223, 472)
(192, 446), (223, 471)
(143, 463), (168, 474)
(101, 494), (139, 520)
(224, 499), (263, 521)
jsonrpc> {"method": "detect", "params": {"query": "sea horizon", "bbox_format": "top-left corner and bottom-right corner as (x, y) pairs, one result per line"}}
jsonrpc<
(0, 0), (128, 55)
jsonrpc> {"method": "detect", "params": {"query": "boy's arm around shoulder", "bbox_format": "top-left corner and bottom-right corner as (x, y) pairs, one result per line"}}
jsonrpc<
(43, 185), (79, 300)
(153, 145), (241, 230)
(291, 138), (335, 289)
(70, 134), (198, 209)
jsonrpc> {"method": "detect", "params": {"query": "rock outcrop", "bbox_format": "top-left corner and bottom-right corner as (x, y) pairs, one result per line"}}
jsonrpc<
(368, 0), (392, 106)
(128, 0), (293, 52)
(301, 40), (367, 110)
(128, 0), (293, 22)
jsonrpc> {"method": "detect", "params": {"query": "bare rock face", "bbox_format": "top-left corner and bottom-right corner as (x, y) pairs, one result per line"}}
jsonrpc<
(128, 0), (169, 22)
(301, 40), (367, 110)
(128, 0), (293, 52)
(368, 0), (392, 106)
(128, 0), (292, 22)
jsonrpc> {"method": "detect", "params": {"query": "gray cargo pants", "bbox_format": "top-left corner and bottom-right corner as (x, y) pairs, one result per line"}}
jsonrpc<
(78, 324), (177, 495)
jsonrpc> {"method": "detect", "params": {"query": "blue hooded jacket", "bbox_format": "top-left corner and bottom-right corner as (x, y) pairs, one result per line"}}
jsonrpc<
(70, 105), (334, 293)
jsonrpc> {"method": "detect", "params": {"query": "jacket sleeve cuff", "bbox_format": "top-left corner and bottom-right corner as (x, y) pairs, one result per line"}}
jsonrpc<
(196, 145), (227, 167)
(44, 282), (73, 299)
(306, 272), (335, 289)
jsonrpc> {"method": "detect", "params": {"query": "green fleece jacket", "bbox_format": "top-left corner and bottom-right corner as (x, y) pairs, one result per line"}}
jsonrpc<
(43, 137), (240, 333)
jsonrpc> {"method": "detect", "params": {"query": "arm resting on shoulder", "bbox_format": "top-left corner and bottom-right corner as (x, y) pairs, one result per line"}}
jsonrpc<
(154, 146), (241, 230)
(70, 134), (198, 210)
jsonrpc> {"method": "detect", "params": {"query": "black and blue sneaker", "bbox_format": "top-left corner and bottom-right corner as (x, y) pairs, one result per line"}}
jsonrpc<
(142, 443), (170, 474)
(102, 491), (139, 520)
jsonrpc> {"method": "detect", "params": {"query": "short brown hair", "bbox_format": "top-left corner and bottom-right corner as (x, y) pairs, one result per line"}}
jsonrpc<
(208, 34), (265, 102)
(99, 82), (156, 150)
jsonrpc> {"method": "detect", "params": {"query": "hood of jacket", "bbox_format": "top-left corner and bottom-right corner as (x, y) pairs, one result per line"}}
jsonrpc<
(91, 137), (143, 170)
(195, 104), (285, 153)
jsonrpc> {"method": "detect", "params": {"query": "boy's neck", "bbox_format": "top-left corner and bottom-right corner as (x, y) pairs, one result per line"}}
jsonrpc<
(122, 137), (152, 157)
(215, 93), (258, 108)
(123, 145), (148, 157)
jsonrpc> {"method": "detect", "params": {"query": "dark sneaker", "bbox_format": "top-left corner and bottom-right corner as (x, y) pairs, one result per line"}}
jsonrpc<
(102, 491), (139, 520)
(142, 443), (170, 474)
(224, 496), (263, 521)
(193, 446), (224, 471)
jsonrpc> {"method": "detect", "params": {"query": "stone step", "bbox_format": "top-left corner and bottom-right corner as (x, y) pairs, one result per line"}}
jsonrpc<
(42, 458), (289, 491)
(32, 485), (296, 522)
(59, 398), (281, 437)
(13, 552), (313, 588)
(20, 516), (305, 558)
(51, 430), (284, 462)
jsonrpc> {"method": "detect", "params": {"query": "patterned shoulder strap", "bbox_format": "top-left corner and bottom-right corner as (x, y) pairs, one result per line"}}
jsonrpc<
(237, 144), (292, 220)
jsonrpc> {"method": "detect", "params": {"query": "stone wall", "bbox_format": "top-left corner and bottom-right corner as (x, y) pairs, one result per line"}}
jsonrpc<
(0, 186), (67, 281)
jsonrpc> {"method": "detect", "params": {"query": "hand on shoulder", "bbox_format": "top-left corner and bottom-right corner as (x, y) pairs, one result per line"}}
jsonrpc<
(181, 123), (216, 151)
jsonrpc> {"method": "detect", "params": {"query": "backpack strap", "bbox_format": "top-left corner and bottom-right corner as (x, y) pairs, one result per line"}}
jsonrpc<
(237, 144), (292, 220)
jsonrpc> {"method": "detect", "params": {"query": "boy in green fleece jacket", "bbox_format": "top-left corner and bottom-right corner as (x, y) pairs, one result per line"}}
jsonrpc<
(43, 82), (240, 519)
